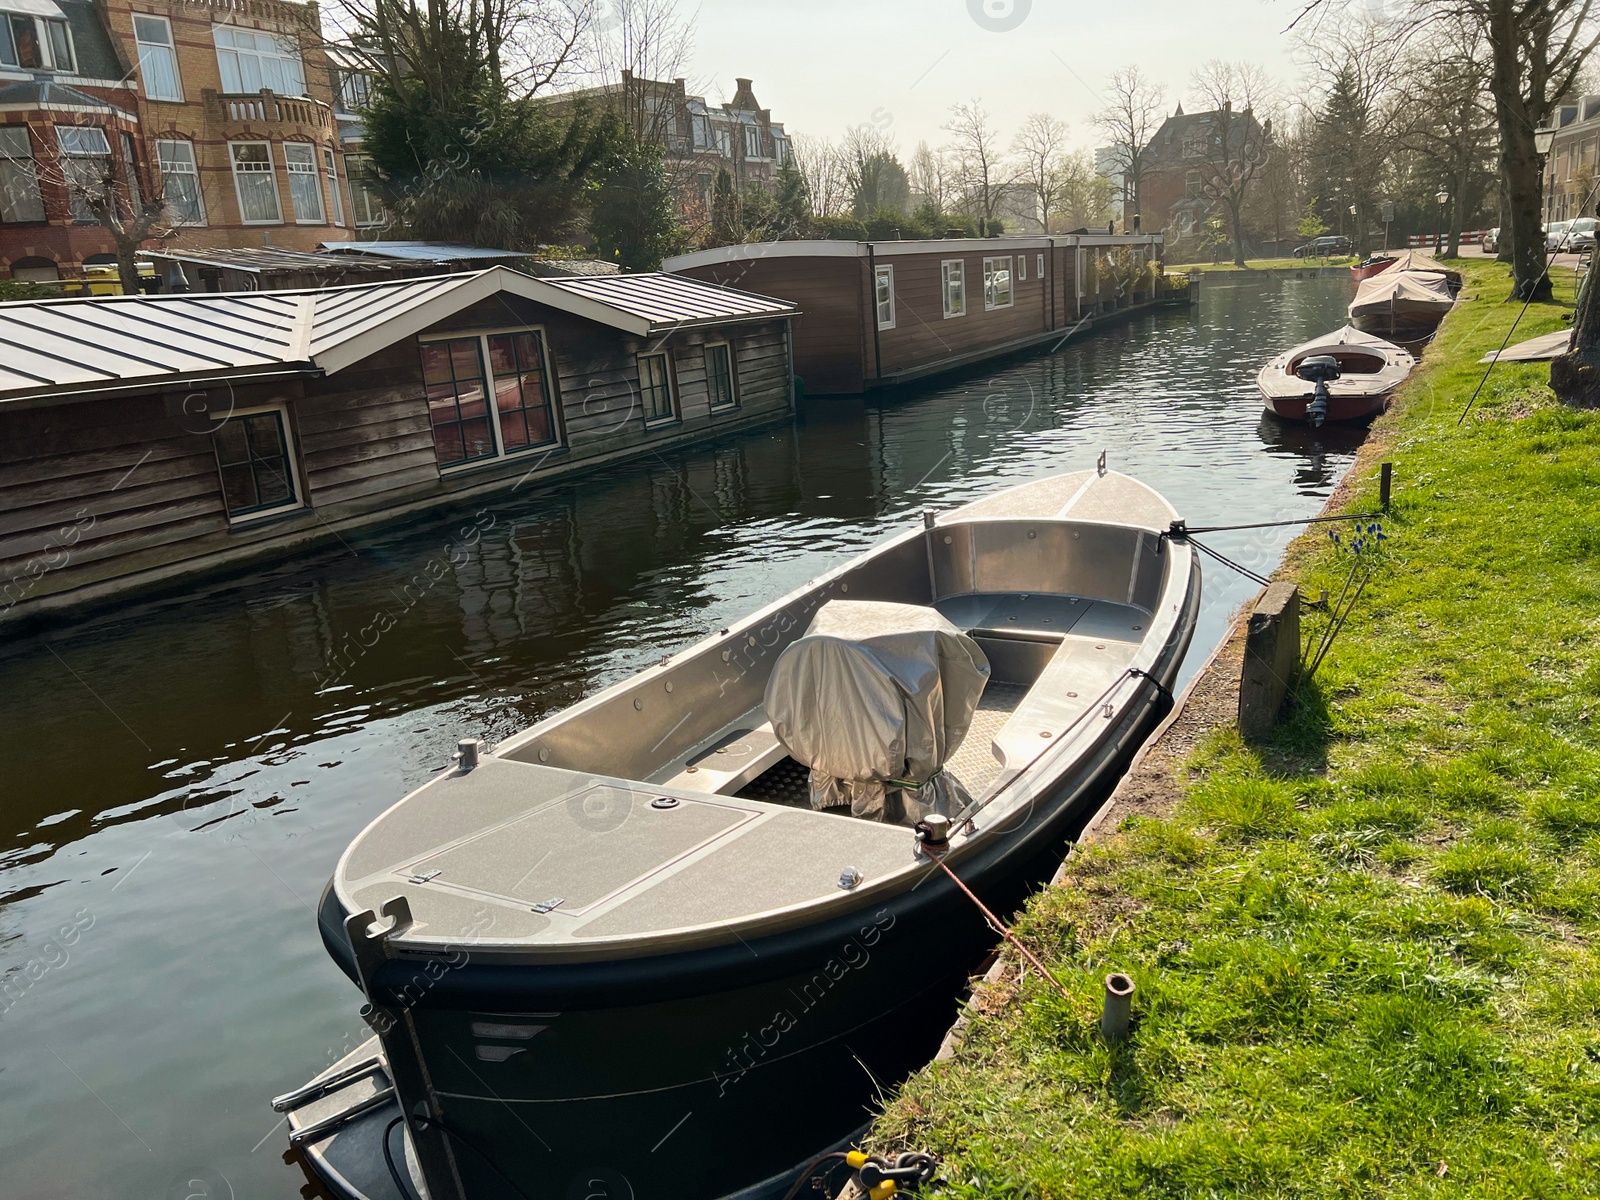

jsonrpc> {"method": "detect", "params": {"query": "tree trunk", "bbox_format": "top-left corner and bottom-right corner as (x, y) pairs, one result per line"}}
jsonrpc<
(1488, 0), (1551, 300)
(1227, 199), (1247, 267)
(1448, 188), (1463, 258)
(116, 243), (141, 295)
(1550, 245), (1600, 404)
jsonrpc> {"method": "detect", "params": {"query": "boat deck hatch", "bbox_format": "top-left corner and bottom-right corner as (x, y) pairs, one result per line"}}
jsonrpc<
(400, 787), (747, 912)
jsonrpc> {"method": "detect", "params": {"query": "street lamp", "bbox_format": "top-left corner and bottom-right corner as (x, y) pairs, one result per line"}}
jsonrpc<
(1534, 127), (1557, 228)
(1435, 189), (1450, 255)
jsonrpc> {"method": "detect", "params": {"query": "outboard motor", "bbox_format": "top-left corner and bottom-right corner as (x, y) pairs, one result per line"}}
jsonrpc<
(1295, 354), (1341, 428)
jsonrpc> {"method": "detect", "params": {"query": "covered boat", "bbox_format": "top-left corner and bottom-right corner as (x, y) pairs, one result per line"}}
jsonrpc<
(1256, 325), (1415, 423)
(1349, 269), (1456, 340)
(1383, 249), (1462, 288)
(277, 467), (1201, 1200)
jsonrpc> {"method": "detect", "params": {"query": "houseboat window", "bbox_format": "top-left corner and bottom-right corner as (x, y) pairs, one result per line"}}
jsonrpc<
(213, 25), (307, 97)
(57, 126), (112, 224)
(134, 14), (183, 101)
(324, 147), (344, 226)
(422, 337), (498, 467)
(983, 256), (1014, 310)
(874, 264), (895, 329)
(0, 126), (45, 224)
(1037, 252), (1045, 278)
(638, 353), (676, 423)
(283, 142), (326, 223)
(941, 259), (966, 319)
(1017, 256), (1026, 282)
(229, 141), (282, 224)
(705, 343), (737, 410)
(213, 409), (300, 519)
(157, 140), (205, 225)
(487, 331), (558, 450)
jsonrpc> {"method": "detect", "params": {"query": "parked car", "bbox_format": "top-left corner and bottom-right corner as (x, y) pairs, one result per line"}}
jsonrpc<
(1482, 227), (1499, 254)
(1546, 220), (1572, 252)
(1560, 217), (1598, 252)
(1293, 235), (1353, 259)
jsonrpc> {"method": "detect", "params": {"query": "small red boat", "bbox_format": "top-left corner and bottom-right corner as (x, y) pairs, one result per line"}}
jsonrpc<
(1257, 326), (1415, 425)
(1351, 255), (1397, 282)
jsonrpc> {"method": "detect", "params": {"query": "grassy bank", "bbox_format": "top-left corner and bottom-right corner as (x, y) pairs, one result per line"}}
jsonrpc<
(875, 260), (1600, 1197)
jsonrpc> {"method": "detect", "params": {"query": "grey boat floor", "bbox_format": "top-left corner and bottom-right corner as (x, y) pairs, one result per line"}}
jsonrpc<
(736, 682), (1027, 809)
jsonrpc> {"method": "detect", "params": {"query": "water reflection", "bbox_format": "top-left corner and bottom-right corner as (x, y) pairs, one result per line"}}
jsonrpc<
(0, 275), (1360, 1200)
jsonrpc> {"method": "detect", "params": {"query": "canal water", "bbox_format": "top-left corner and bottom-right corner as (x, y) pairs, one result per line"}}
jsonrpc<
(0, 275), (1360, 1199)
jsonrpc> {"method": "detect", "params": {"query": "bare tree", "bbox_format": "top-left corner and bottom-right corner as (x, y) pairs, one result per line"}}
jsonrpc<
(1055, 149), (1114, 229)
(1299, 18), (1408, 257)
(792, 134), (848, 217)
(1190, 60), (1275, 266)
(841, 123), (906, 216)
(1011, 112), (1070, 232)
(1093, 65), (1166, 232)
(588, 0), (697, 142)
(32, 135), (177, 293)
(320, 0), (593, 102)
(1395, 16), (1497, 256)
(1292, 0), (1600, 301)
(943, 100), (1014, 226)
(908, 140), (952, 214)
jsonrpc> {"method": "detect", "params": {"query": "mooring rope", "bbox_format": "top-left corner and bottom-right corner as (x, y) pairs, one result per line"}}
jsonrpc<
(924, 851), (1072, 1002)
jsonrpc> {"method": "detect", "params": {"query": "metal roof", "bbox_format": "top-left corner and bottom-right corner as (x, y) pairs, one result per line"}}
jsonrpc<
(0, 267), (797, 405)
(321, 241), (526, 262)
(143, 248), (408, 276)
(537, 272), (795, 331)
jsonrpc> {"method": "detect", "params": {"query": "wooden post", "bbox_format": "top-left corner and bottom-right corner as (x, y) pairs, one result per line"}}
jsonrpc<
(1379, 462), (1393, 509)
(1239, 583), (1301, 741)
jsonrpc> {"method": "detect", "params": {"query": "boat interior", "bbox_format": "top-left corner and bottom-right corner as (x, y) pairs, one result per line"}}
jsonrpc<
(1284, 346), (1390, 375)
(496, 508), (1172, 813)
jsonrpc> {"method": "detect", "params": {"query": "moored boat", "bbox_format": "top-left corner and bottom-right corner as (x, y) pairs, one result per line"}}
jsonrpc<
(277, 467), (1201, 1200)
(1349, 269), (1456, 341)
(1351, 254), (1398, 282)
(1257, 325), (1415, 424)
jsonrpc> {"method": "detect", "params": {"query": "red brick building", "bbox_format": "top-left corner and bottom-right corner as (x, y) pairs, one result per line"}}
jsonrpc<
(0, 0), (379, 283)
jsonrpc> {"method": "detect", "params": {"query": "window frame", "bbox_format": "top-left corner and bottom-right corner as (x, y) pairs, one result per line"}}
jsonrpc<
(345, 152), (383, 227)
(156, 138), (205, 226)
(703, 341), (738, 411)
(983, 255), (1015, 311)
(637, 351), (678, 426)
(281, 140), (325, 224)
(941, 258), (966, 319)
(57, 125), (112, 225)
(1017, 255), (1027, 282)
(419, 325), (563, 474)
(132, 13), (183, 102)
(874, 263), (895, 330)
(210, 402), (305, 525)
(0, 124), (46, 225)
(323, 146), (344, 227)
(228, 139), (282, 224)
(1037, 252), (1045, 279)
(212, 24), (307, 97)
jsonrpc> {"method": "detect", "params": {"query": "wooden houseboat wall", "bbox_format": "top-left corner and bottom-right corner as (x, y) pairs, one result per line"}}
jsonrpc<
(0, 269), (797, 626)
(663, 234), (1164, 396)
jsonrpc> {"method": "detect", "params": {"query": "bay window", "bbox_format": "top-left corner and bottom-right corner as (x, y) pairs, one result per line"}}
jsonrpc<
(157, 139), (204, 225)
(0, 126), (45, 224)
(57, 126), (111, 224)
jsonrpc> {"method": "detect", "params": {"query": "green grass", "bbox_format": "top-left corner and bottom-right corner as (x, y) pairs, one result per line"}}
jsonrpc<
(1169, 256), (1360, 272)
(873, 261), (1600, 1197)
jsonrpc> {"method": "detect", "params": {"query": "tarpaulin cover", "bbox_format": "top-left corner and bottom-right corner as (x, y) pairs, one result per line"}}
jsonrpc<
(1349, 270), (1455, 319)
(764, 600), (991, 824)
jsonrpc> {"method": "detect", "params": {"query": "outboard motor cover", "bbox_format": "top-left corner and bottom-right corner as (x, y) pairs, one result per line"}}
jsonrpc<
(765, 600), (991, 825)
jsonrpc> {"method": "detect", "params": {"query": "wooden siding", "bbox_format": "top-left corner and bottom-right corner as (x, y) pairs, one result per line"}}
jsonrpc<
(672, 257), (866, 395)
(873, 250), (1050, 377)
(0, 298), (793, 625)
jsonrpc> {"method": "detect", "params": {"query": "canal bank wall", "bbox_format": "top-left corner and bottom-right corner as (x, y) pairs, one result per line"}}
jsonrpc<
(876, 258), (1600, 1196)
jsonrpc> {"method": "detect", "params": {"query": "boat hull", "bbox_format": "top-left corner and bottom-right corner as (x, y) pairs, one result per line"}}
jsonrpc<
(1350, 256), (1396, 282)
(1261, 389), (1390, 423)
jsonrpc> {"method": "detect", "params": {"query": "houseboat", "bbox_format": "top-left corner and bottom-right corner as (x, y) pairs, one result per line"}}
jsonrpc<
(0, 268), (797, 626)
(663, 234), (1168, 396)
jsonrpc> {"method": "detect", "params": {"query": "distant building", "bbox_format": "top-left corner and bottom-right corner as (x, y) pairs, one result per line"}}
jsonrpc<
(1137, 103), (1269, 240)
(1542, 95), (1600, 223)
(1, 0), (365, 282)
(549, 72), (791, 218)
(1094, 145), (1127, 222)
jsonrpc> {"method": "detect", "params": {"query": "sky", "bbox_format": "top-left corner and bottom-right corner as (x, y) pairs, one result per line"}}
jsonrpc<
(683, 0), (1330, 154)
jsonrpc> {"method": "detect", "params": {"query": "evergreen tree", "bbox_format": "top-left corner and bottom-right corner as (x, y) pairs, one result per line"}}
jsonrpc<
(711, 168), (740, 245)
(591, 139), (682, 270)
(773, 160), (811, 238)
